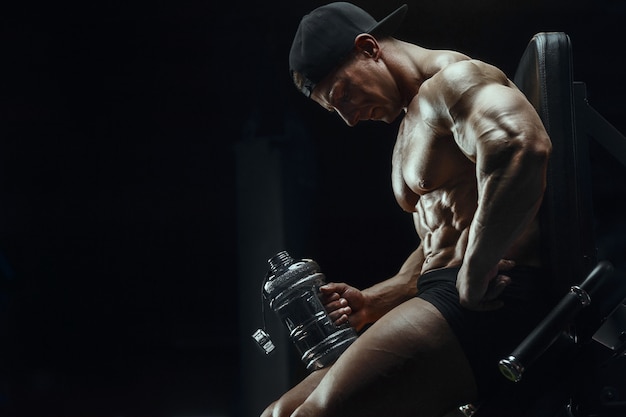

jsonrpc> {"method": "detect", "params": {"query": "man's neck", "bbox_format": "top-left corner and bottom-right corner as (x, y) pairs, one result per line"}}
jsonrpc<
(381, 39), (431, 106)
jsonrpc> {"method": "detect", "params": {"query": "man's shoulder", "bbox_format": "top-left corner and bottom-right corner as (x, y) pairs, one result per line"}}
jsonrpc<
(437, 59), (505, 83)
(422, 59), (509, 100)
(410, 58), (512, 120)
(428, 49), (471, 71)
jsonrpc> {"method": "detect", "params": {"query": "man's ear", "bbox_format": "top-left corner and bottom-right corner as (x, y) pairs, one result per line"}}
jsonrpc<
(354, 34), (380, 59)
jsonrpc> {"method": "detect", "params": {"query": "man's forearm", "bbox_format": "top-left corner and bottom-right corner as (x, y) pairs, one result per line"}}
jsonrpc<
(463, 137), (550, 285)
(458, 145), (548, 309)
(361, 245), (424, 323)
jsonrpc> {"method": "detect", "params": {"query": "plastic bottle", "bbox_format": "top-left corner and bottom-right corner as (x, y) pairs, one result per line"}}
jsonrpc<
(263, 250), (358, 371)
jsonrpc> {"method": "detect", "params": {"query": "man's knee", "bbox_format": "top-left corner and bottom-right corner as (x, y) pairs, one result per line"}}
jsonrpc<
(261, 396), (325, 417)
(260, 400), (277, 417)
(261, 398), (301, 417)
(291, 402), (323, 417)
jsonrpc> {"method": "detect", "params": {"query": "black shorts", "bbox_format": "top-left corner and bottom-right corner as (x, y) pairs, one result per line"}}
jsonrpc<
(416, 266), (556, 403)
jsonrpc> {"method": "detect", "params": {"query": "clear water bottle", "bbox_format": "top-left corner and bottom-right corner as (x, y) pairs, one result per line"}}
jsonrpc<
(262, 250), (358, 371)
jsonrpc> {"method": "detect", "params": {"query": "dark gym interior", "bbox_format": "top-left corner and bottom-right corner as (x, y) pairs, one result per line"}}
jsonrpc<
(2, 0), (625, 415)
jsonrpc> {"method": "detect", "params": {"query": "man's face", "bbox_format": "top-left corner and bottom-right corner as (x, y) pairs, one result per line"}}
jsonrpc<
(310, 53), (404, 127)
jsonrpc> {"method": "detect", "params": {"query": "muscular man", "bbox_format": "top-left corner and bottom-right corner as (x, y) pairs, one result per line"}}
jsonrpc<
(263, 3), (554, 416)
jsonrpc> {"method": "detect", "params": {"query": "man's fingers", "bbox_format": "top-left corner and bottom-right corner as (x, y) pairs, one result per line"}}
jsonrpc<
(320, 283), (346, 294)
(319, 291), (340, 304)
(484, 275), (511, 301)
(467, 275), (510, 311)
(334, 313), (349, 326)
(324, 297), (348, 313)
(460, 275), (511, 311)
(328, 308), (351, 324)
(497, 259), (516, 271)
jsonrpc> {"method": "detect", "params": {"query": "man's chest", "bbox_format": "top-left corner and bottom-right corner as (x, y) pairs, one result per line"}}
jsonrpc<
(392, 127), (473, 200)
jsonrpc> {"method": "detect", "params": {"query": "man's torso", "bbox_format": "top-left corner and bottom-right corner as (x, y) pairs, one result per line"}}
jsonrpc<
(391, 59), (543, 274)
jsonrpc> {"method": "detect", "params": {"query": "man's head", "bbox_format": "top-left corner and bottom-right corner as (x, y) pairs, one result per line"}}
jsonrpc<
(289, 2), (408, 98)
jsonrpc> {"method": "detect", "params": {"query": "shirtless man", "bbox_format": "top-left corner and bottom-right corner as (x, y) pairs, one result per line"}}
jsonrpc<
(262, 3), (553, 416)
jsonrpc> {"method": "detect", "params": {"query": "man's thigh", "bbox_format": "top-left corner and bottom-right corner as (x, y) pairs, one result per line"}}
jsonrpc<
(295, 297), (477, 417)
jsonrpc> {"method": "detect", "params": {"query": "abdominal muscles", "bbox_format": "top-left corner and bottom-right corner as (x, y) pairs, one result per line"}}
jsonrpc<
(414, 181), (543, 274)
(415, 181), (477, 273)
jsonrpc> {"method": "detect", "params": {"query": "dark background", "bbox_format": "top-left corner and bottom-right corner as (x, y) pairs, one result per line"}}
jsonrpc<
(2, 0), (625, 416)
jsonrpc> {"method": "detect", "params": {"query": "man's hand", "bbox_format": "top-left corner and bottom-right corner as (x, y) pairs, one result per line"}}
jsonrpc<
(457, 259), (515, 311)
(319, 282), (368, 331)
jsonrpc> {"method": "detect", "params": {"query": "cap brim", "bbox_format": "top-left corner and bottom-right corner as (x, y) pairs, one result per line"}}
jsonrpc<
(367, 4), (408, 37)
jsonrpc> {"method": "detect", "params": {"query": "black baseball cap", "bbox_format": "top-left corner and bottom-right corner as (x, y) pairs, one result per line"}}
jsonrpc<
(289, 2), (408, 97)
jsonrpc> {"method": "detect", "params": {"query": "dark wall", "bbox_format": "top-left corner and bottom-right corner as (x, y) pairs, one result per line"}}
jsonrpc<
(2, 0), (625, 416)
